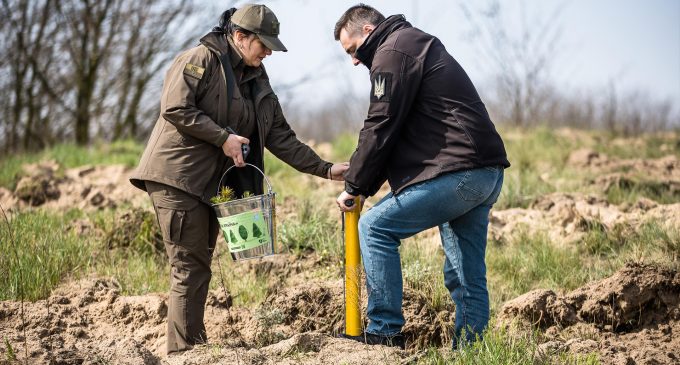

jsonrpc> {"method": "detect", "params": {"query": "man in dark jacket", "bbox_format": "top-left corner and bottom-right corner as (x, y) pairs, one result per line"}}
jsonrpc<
(130, 4), (347, 354)
(334, 4), (510, 349)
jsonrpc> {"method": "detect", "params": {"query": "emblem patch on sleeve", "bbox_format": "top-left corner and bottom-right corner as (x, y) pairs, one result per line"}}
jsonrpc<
(370, 72), (392, 102)
(183, 63), (205, 80)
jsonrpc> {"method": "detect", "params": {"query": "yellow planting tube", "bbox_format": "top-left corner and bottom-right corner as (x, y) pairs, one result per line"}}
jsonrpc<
(344, 197), (362, 336)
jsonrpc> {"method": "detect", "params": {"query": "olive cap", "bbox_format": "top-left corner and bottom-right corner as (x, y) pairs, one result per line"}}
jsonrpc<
(231, 4), (287, 52)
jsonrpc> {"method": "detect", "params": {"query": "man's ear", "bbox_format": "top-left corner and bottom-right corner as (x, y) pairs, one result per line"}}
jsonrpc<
(362, 24), (375, 35)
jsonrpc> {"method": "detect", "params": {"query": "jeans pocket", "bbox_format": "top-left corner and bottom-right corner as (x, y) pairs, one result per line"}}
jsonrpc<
(456, 182), (484, 202)
(456, 171), (484, 202)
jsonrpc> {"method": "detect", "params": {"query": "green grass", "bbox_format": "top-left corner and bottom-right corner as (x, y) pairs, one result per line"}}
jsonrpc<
(89, 207), (168, 295)
(488, 220), (679, 311)
(498, 127), (576, 208)
(263, 149), (292, 178)
(0, 139), (142, 189)
(401, 235), (452, 312)
(604, 178), (680, 205)
(0, 207), (169, 301)
(487, 227), (615, 311)
(416, 326), (600, 365)
(0, 209), (91, 301)
(4, 336), (17, 362)
(595, 133), (680, 159)
(495, 127), (679, 209)
(278, 198), (342, 260)
(497, 167), (556, 209)
(211, 252), (269, 307)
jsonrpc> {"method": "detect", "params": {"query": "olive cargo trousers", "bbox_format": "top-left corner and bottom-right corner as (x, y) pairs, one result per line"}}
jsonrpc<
(145, 181), (220, 354)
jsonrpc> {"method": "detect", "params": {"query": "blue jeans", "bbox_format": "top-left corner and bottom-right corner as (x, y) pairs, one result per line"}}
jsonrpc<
(358, 166), (504, 347)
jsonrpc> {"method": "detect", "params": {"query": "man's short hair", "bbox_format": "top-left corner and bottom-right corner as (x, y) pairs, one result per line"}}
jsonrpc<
(334, 4), (385, 40)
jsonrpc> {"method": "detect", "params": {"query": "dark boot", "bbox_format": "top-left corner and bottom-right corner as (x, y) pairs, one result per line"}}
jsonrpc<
(339, 332), (406, 350)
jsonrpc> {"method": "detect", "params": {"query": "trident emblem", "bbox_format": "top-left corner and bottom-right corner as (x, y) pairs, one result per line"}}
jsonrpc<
(374, 75), (385, 99)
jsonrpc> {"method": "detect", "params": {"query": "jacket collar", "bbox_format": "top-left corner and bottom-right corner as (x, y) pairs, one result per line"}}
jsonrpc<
(199, 30), (230, 58)
(355, 15), (411, 69)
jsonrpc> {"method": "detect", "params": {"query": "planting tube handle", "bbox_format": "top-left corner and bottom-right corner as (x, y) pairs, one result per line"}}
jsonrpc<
(217, 163), (273, 195)
(241, 144), (250, 160)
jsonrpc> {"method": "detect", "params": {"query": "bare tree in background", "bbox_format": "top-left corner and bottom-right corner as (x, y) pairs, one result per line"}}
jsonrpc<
(0, 0), (215, 151)
(108, 0), (200, 140)
(458, 0), (679, 133)
(1, 0), (61, 151)
(459, 0), (564, 127)
(57, 0), (124, 145)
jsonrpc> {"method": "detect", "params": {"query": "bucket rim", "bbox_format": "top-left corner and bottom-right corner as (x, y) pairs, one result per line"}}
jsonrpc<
(210, 191), (276, 208)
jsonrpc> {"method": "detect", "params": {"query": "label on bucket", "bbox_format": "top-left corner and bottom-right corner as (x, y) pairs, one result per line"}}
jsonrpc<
(217, 211), (271, 253)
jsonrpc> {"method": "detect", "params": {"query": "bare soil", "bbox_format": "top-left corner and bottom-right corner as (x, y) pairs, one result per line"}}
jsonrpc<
(2, 150), (679, 364)
(0, 276), (427, 364)
(489, 193), (680, 245)
(498, 262), (680, 365)
(3, 261), (678, 364)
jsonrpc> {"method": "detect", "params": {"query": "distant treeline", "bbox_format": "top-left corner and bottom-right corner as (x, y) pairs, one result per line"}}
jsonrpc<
(252, 1), (680, 142)
(1, 0), (677, 153)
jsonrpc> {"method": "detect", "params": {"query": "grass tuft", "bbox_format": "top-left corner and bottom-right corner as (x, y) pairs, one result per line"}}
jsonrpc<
(0, 210), (91, 301)
(279, 199), (342, 260)
(416, 326), (601, 365)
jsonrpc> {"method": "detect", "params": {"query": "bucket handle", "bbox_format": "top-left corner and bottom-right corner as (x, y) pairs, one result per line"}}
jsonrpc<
(217, 163), (273, 196)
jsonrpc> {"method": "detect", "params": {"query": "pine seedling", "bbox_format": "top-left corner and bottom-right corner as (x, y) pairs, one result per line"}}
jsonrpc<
(211, 186), (236, 204)
(242, 191), (254, 198)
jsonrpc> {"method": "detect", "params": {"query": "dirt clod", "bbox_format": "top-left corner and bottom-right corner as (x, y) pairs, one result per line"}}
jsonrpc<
(14, 172), (61, 207)
(499, 262), (680, 365)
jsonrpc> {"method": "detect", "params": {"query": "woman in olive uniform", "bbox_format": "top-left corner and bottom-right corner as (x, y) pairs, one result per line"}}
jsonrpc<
(130, 4), (348, 354)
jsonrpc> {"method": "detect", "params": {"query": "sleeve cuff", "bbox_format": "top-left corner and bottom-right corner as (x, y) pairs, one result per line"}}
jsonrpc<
(345, 181), (368, 197)
(322, 162), (333, 179)
(214, 129), (230, 148)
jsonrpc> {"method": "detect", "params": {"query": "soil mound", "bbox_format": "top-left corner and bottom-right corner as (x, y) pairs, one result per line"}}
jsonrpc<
(1, 277), (433, 364)
(566, 151), (680, 202)
(14, 161), (61, 206)
(256, 280), (456, 350)
(3, 162), (146, 212)
(498, 262), (680, 364)
(567, 150), (679, 179)
(264, 281), (344, 335)
(0, 278), (167, 364)
(401, 290), (454, 350)
(489, 192), (680, 245)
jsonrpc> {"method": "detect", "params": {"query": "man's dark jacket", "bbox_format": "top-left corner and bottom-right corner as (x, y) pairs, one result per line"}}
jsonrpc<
(344, 15), (510, 197)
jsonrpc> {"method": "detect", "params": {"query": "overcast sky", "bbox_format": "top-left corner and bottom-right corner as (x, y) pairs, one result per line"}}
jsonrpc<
(208, 0), (679, 111)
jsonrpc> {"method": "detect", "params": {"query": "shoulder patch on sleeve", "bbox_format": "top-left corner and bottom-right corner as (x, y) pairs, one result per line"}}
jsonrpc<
(370, 72), (392, 102)
(183, 63), (205, 80)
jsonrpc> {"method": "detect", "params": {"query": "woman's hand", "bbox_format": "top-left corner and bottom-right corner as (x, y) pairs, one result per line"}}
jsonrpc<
(222, 134), (250, 167)
(329, 162), (350, 181)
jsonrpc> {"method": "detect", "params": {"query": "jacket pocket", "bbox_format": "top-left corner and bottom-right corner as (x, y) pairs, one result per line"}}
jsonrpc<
(451, 108), (479, 155)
